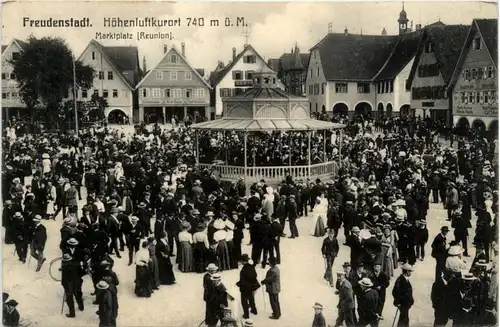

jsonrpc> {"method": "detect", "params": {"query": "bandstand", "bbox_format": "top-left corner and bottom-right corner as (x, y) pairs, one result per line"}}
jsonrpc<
(191, 71), (345, 187)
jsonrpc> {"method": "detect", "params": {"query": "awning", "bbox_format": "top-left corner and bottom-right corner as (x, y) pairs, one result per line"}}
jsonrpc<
(191, 118), (346, 131)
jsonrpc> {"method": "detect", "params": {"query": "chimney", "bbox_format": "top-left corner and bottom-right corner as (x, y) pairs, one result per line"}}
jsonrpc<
(344, 27), (348, 35)
(416, 24), (422, 31)
(163, 45), (168, 53)
(143, 56), (147, 74)
(410, 21), (414, 32)
(232, 47), (236, 60)
(181, 42), (185, 57)
(381, 27), (387, 35)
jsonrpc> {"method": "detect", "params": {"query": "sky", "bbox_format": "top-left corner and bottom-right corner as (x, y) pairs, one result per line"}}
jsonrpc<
(2, 1), (498, 75)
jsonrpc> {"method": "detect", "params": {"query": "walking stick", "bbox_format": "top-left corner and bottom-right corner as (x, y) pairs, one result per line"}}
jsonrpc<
(261, 288), (267, 314)
(60, 291), (66, 315)
(196, 319), (205, 327)
(392, 308), (400, 327)
(27, 252), (32, 268)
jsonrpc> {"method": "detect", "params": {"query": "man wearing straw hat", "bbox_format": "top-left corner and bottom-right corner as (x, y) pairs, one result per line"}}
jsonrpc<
(333, 270), (355, 327)
(358, 277), (380, 327)
(311, 302), (326, 327)
(31, 215), (47, 272)
(61, 253), (84, 318)
(392, 264), (414, 327)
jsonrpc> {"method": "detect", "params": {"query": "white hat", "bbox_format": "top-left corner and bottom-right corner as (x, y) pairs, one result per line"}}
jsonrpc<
(205, 211), (215, 217)
(206, 263), (218, 271)
(360, 229), (372, 240)
(96, 281), (109, 289)
(448, 246), (464, 256)
(401, 263), (414, 271)
(243, 319), (254, 327)
(225, 221), (235, 230)
(359, 277), (373, 287)
(213, 219), (225, 230)
(210, 273), (222, 281)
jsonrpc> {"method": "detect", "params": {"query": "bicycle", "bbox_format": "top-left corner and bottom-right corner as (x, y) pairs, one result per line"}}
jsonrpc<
(49, 256), (92, 282)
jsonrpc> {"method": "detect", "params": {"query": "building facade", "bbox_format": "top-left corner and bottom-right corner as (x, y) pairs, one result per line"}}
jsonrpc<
(1, 39), (27, 120)
(269, 45), (309, 97)
(449, 19), (498, 135)
(77, 40), (140, 123)
(210, 44), (283, 117)
(407, 24), (470, 126)
(136, 44), (211, 124)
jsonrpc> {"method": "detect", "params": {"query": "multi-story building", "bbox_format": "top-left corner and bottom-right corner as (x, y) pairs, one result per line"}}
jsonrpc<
(268, 45), (309, 97)
(306, 6), (424, 118)
(1, 39), (27, 120)
(449, 18), (498, 136)
(136, 44), (211, 124)
(209, 44), (283, 118)
(77, 39), (141, 123)
(406, 24), (470, 126)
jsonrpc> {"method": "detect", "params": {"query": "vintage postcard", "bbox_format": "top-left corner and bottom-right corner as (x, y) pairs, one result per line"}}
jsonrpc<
(1, 1), (499, 327)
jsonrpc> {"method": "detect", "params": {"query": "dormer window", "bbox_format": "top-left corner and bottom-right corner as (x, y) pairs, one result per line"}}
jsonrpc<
(426, 42), (433, 53)
(171, 55), (177, 63)
(473, 37), (481, 50)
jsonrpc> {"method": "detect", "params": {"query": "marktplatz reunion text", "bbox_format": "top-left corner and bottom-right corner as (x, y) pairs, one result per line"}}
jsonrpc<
(95, 31), (174, 41)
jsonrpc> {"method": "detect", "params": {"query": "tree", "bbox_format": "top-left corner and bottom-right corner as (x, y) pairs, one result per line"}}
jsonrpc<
(81, 93), (109, 123)
(11, 35), (95, 127)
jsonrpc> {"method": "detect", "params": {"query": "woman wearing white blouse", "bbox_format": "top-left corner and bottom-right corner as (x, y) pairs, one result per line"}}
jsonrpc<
(225, 220), (238, 269)
(214, 219), (231, 271)
(135, 241), (153, 297)
(178, 222), (194, 272)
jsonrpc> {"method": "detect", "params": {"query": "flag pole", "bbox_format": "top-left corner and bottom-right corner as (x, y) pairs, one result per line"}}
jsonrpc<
(73, 55), (79, 136)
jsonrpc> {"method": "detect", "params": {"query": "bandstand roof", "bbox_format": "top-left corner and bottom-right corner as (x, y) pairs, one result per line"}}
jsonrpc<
(191, 118), (345, 131)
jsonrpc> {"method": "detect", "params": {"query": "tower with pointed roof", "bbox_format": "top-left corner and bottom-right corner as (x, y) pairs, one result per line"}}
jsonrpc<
(398, 2), (409, 35)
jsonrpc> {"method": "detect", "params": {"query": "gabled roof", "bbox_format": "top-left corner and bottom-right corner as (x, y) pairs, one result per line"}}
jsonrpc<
(374, 29), (423, 81)
(209, 44), (275, 87)
(406, 24), (470, 89)
(475, 19), (498, 68)
(278, 53), (310, 71)
(1, 45), (6, 53)
(267, 59), (280, 72)
(77, 40), (139, 89)
(2, 38), (28, 54)
(448, 19), (498, 91)
(135, 46), (211, 90)
(310, 33), (399, 81)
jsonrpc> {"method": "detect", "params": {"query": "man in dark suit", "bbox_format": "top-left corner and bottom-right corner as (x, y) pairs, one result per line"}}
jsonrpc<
(321, 228), (339, 286)
(371, 263), (390, 316)
(236, 254), (260, 319)
(107, 207), (122, 258)
(261, 257), (281, 320)
(31, 215), (47, 272)
(431, 226), (450, 281)
(334, 271), (355, 327)
(392, 264), (414, 327)
(61, 253), (84, 318)
(343, 201), (357, 243)
(65, 182), (79, 217)
(358, 278), (380, 327)
(287, 195), (299, 238)
(431, 271), (451, 327)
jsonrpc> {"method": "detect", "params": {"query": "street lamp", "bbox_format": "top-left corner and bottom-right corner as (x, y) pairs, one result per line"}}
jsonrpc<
(72, 55), (79, 136)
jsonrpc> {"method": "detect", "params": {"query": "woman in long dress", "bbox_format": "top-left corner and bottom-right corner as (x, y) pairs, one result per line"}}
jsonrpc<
(178, 222), (194, 272)
(381, 224), (399, 270)
(147, 237), (160, 290)
(156, 232), (176, 285)
(214, 219), (231, 271)
(193, 223), (209, 273)
(376, 227), (394, 277)
(224, 220), (238, 270)
(135, 241), (153, 297)
(313, 193), (328, 237)
(45, 180), (56, 220)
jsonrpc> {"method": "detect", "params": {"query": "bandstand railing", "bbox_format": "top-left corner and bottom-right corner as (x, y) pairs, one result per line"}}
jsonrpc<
(198, 161), (339, 184)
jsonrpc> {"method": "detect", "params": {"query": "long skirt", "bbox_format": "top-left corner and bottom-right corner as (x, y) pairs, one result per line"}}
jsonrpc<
(158, 255), (176, 285)
(135, 265), (152, 297)
(217, 240), (231, 271)
(193, 242), (207, 273)
(46, 200), (55, 215)
(179, 241), (194, 272)
(381, 244), (394, 277)
(149, 256), (160, 289)
(313, 215), (326, 237)
(226, 240), (238, 270)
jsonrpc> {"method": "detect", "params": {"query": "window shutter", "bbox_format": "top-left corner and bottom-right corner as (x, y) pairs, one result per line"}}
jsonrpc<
(479, 91), (484, 104)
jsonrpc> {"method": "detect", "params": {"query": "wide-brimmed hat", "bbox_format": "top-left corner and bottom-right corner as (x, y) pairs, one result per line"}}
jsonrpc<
(5, 300), (18, 307)
(33, 215), (42, 222)
(181, 221), (191, 230)
(351, 226), (360, 232)
(137, 202), (146, 208)
(342, 262), (351, 268)
(441, 226), (450, 232)
(225, 220), (235, 230)
(67, 238), (78, 246)
(96, 281), (110, 290)
(448, 246), (464, 256)
(243, 319), (254, 327)
(14, 212), (22, 218)
(336, 270), (346, 276)
(192, 209), (200, 215)
(194, 180), (202, 185)
(196, 223), (206, 231)
(461, 272), (476, 281)
(206, 263), (218, 271)
(117, 206), (125, 212)
(210, 273), (222, 281)
(5, 200), (12, 205)
(475, 259), (488, 267)
(205, 211), (214, 217)
(395, 199), (406, 206)
(359, 277), (373, 287)
(254, 213), (262, 221)
(241, 254), (250, 262)
(62, 253), (72, 261)
(42, 153), (50, 159)
(131, 216), (139, 222)
(213, 219), (225, 230)
(312, 302), (323, 310)
(401, 263), (413, 271)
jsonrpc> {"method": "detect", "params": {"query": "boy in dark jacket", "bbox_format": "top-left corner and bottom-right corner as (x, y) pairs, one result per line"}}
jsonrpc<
(414, 220), (429, 261)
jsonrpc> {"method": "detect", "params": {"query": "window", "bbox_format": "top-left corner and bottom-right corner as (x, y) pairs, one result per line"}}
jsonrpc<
(469, 92), (475, 104)
(335, 83), (348, 93)
(314, 84), (319, 95)
(1, 73), (5, 79)
(102, 89), (109, 98)
(381, 82), (385, 93)
(170, 55), (177, 63)
(108, 71), (113, 80)
(2, 92), (7, 99)
(490, 90), (497, 104)
(185, 71), (192, 80)
(169, 71), (176, 80)
(488, 66), (495, 79)
(220, 88), (231, 97)
(112, 89), (118, 98)
(473, 37), (481, 50)
(472, 68), (477, 79)
(186, 88), (192, 98)
(197, 88), (205, 98)
(389, 80), (394, 93)
(478, 67), (484, 80)
(141, 88), (148, 97)
(82, 90), (88, 98)
(156, 71), (163, 80)
(10, 73), (15, 79)
(245, 71), (254, 80)
(463, 69), (470, 81)
(164, 89), (171, 97)
(426, 41), (433, 53)
(152, 88), (161, 98)
(93, 89), (99, 97)
(173, 88), (182, 98)
(357, 83), (370, 93)
(92, 51), (96, 60)
(321, 83), (325, 94)
(233, 71), (242, 80)
(234, 88), (244, 95)
(12, 52), (19, 60)
(99, 71), (104, 80)
(243, 55), (256, 63)
(460, 92), (466, 104)
(11, 92), (17, 98)
(483, 91), (488, 104)
(476, 92), (481, 104)
(377, 83), (381, 93)
(317, 67), (320, 77)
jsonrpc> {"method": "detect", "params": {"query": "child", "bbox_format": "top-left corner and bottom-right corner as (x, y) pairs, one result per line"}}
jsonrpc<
(312, 303), (326, 327)
(414, 220), (429, 261)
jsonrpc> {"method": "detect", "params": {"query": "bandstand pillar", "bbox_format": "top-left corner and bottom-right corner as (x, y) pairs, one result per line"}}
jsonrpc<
(243, 132), (248, 195)
(195, 130), (199, 165)
(338, 130), (342, 168)
(323, 129), (327, 162)
(307, 131), (311, 179)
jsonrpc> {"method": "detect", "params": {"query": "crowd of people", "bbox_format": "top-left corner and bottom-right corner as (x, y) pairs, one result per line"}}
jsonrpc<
(1, 113), (498, 327)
